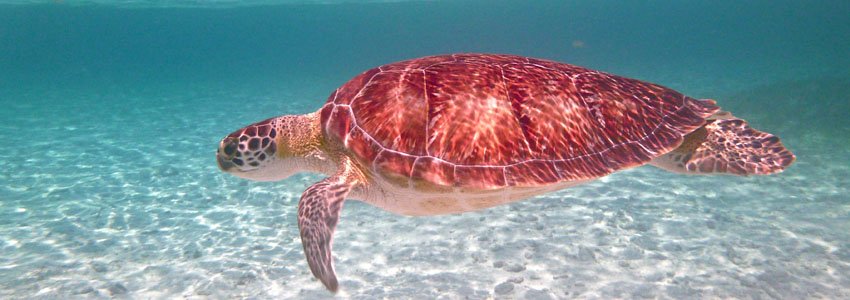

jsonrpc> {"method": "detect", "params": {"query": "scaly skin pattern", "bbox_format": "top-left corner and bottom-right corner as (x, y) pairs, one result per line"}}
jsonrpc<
(656, 118), (795, 175)
(220, 117), (280, 170)
(217, 53), (796, 293)
(321, 53), (720, 189)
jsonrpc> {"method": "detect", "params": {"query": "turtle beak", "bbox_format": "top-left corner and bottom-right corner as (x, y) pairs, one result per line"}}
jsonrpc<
(217, 137), (238, 172)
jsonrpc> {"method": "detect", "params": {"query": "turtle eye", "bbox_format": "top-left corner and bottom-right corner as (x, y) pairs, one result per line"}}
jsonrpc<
(224, 144), (236, 156)
(222, 138), (238, 157)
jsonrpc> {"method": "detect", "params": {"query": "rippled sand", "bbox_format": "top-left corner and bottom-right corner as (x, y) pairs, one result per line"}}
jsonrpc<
(0, 77), (847, 299)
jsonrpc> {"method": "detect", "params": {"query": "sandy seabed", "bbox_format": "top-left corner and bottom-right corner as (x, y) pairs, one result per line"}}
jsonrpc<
(0, 79), (847, 299)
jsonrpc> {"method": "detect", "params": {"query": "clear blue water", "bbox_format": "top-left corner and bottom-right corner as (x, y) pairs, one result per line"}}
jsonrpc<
(1, 0), (849, 298)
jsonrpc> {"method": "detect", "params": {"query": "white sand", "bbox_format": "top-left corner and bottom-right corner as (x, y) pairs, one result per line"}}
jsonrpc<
(0, 78), (847, 299)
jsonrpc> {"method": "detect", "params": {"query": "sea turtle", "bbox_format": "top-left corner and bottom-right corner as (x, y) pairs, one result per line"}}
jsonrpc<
(216, 53), (794, 292)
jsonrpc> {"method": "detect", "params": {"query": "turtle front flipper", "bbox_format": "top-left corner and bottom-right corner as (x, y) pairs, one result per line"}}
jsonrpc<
(650, 118), (795, 176)
(297, 158), (361, 292)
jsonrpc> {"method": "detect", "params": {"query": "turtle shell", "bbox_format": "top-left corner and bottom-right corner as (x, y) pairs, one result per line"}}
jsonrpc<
(320, 54), (718, 189)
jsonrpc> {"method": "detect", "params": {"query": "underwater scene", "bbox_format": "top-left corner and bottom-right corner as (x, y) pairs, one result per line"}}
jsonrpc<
(1, 0), (849, 299)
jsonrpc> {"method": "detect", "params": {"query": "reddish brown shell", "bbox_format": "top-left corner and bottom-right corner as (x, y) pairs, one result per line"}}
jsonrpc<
(320, 54), (718, 189)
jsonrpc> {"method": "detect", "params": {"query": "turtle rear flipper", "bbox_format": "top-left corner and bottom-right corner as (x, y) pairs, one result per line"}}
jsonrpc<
(650, 118), (795, 176)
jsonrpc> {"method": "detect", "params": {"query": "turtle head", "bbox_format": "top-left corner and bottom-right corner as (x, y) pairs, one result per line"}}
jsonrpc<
(217, 115), (304, 181)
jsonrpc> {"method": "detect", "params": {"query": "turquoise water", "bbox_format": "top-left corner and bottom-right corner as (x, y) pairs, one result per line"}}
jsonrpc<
(1, 0), (849, 298)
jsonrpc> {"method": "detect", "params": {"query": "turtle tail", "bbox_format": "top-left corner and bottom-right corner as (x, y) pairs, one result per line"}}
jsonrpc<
(649, 112), (795, 176)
